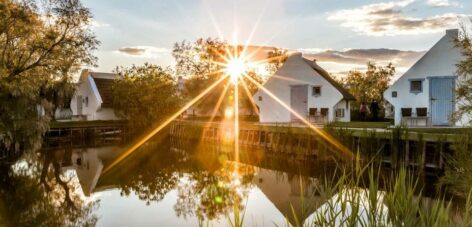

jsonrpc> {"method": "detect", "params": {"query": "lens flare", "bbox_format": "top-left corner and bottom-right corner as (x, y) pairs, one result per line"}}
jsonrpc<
(226, 57), (246, 84)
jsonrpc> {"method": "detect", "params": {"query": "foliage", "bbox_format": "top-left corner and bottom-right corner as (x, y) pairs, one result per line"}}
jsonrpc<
(0, 0), (98, 151)
(453, 24), (472, 124)
(266, 47), (288, 75)
(0, 151), (98, 227)
(112, 63), (182, 130)
(342, 62), (395, 104)
(440, 131), (472, 198)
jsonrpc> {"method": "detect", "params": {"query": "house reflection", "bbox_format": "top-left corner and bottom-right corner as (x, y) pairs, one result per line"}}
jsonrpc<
(45, 141), (332, 225)
(71, 146), (120, 196)
(253, 168), (326, 226)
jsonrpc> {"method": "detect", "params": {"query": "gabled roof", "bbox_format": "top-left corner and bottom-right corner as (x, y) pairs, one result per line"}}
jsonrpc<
(90, 72), (117, 108)
(303, 58), (356, 101)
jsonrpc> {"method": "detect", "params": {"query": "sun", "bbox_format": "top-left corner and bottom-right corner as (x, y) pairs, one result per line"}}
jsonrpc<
(226, 57), (247, 84)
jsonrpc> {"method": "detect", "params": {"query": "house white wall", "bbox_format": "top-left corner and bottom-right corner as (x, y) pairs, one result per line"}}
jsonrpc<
(384, 29), (470, 126)
(254, 53), (349, 123)
(70, 72), (118, 121)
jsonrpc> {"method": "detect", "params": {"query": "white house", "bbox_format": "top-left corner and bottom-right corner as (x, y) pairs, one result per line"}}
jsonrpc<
(253, 52), (355, 123)
(70, 71), (119, 121)
(384, 29), (471, 127)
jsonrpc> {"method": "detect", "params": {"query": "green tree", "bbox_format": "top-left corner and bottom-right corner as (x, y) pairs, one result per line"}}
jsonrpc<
(453, 25), (472, 124)
(0, 0), (98, 151)
(342, 62), (395, 104)
(112, 63), (182, 130)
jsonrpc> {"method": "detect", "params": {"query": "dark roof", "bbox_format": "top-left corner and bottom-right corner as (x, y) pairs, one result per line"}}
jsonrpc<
(90, 72), (117, 108)
(303, 58), (356, 101)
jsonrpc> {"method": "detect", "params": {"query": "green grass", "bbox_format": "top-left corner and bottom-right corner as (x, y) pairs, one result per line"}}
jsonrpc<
(50, 120), (127, 129)
(330, 121), (392, 129)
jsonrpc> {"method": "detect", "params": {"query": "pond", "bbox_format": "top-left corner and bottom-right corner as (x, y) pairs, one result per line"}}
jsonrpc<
(0, 133), (462, 226)
(0, 135), (341, 226)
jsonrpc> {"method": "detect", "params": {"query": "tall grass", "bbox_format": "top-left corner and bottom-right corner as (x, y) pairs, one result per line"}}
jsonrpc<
(286, 162), (472, 227)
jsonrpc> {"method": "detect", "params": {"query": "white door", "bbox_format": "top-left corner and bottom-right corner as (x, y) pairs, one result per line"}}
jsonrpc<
(77, 95), (83, 115)
(290, 85), (308, 122)
(430, 78), (454, 125)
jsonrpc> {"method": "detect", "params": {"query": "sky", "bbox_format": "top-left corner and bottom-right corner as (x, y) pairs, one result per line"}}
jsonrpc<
(82, 0), (472, 78)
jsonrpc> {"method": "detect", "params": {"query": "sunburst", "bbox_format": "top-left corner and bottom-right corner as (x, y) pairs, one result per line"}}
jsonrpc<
(102, 3), (354, 176)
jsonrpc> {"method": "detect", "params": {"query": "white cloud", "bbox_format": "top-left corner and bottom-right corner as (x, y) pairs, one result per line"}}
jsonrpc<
(426, 0), (462, 8)
(328, 0), (468, 36)
(89, 19), (110, 28)
(116, 46), (171, 59)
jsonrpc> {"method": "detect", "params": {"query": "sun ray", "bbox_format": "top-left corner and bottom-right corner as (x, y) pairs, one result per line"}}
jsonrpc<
(240, 18), (296, 63)
(240, 77), (260, 116)
(203, 0), (225, 40)
(249, 54), (288, 66)
(234, 74), (240, 164)
(242, 73), (354, 159)
(269, 74), (312, 85)
(102, 74), (229, 175)
(208, 79), (231, 123)
(240, 0), (269, 58)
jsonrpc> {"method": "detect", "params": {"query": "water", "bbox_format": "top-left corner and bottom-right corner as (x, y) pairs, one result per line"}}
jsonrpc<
(1, 136), (349, 226)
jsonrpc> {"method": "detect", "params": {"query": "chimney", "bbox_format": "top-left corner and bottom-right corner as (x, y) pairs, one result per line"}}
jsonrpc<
(446, 29), (459, 38)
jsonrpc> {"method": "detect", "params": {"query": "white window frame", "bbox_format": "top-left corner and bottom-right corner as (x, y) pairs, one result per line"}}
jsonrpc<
(335, 108), (345, 118)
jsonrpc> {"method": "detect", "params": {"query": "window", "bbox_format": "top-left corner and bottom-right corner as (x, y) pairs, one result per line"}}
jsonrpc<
(335, 108), (345, 118)
(258, 96), (263, 101)
(410, 80), (423, 93)
(309, 108), (317, 116)
(85, 97), (89, 107)
(312, 86), (321, 96)
(392, 91), (397, 98)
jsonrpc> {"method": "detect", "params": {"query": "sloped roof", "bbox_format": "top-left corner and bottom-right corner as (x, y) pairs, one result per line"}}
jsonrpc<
(90, 72), (117, 108)
(303, 58), (356, 101)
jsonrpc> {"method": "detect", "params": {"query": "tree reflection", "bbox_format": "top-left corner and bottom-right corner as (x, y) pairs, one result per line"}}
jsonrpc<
(119, 171), (178, 205)
(174, 162), (255, 221)
(0, 150), (98, 227)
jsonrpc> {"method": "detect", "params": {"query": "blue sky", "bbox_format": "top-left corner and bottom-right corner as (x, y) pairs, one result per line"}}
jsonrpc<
(83, 0), (471, 76)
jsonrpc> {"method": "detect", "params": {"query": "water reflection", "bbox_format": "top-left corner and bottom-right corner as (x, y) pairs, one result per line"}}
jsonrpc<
(0, 149), (98, 226)
(1, 136), (439, 226)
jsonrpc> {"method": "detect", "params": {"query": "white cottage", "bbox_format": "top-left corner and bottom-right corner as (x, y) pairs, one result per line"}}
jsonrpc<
(254, 53), (355, 123)
(384, 29), (471, 127)
(70, 71), (119, 121)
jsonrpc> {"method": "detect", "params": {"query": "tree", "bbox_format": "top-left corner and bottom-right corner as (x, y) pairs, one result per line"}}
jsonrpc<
(0, 0), (99, 152)
(342, 62), (395, 103)
(341, 62), (395, 120)
(453, 25), (472, 124)
(266, 47), (288, 75)
(112, 63), (182, 130)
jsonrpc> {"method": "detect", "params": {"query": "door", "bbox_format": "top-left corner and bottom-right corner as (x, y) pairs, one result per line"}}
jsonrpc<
(290, 85), (308, 122)
(77, 95), (83, 116)
(430, 78), (455, 125)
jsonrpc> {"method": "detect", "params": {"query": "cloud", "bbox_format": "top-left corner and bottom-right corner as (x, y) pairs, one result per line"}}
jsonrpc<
(302, 48), (424, 66)
(116, 46), (170, 58)
(328, 0), (469, 36)
(426, 0), (462, 8)
(300, 48), (425, 77)
(89, 20), (110, 28)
